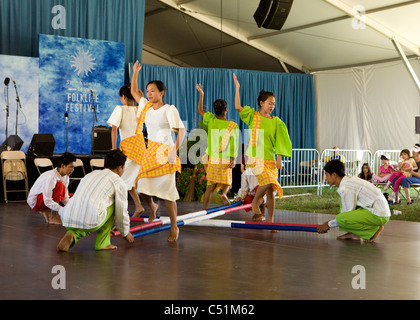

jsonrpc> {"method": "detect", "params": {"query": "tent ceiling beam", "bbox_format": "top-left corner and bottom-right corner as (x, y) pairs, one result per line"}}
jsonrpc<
(311, 55), (419, 73)
(249, 0), (420, 41)
(143, 44), (192, 67)
(323, 0), (420, 57)
(392, 40), (420, 94)
(158, 0), (307, 72)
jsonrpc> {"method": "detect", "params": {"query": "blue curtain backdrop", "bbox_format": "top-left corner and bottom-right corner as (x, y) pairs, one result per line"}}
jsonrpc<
(137, 64), (316, 149)
(0, 0), (144, 80)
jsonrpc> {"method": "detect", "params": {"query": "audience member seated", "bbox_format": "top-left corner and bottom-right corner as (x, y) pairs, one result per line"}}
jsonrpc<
(371, 153), (395, 184)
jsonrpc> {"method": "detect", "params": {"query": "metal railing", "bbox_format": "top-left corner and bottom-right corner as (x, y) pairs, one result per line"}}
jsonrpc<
(279, 149), (321, 193)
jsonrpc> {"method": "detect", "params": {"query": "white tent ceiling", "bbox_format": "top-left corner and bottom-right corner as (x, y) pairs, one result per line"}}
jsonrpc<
(143, 0), (420, 73)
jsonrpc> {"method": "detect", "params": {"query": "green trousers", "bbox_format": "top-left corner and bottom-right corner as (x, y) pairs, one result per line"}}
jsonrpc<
(66, 204), (115, 250)
(336, 207), (390, 240)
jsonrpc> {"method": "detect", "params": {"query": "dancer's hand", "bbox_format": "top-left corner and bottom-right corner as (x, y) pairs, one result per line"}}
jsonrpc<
(317, 222), (330, 234)
(233, 73), (240, 89)
(168, 148), (177, 164)
(133, 60), (142, 73)
(196, 84), (204, 95)
(276, 157), (283, 170)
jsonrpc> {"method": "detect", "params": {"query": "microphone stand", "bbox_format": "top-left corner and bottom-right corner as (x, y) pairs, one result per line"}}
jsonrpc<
(90, 90), (98, 154)
(65, 114), (69, 152)
(13, 81), (22, 136)
(4, 83), (10, 149)
(91, 89), (97, 129)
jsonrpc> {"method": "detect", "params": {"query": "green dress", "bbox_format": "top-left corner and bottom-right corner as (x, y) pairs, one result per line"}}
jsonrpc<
(239, 106), (292, 160)
(203, 112), (239, 161)
(202, 112), (239, 186)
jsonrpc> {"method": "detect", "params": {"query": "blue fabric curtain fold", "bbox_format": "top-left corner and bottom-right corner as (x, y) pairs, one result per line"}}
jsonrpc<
(138, 64), (316, 149)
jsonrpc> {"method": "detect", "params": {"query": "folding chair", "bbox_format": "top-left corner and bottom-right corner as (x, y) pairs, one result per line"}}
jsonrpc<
(34, 158), (54, 175)
(1, 151), (29, 203)
(90, 158), (104, 171)
(69, 158), (85, 192)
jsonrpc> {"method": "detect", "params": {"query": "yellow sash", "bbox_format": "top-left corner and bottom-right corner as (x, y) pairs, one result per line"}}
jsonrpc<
(120, 102), (181, 178)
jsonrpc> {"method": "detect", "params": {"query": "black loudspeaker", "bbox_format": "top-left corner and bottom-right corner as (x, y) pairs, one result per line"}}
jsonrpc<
(254, 0), (293, 30)
(416, 116), (420, 134)
(0, 135), (24, 152)
(91, 126), (112, 154)
(27, 134), (56, 157)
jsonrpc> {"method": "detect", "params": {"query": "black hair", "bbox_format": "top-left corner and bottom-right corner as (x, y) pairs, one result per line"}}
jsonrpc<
(147, 80), (167, 101)
(104, 149), (127, 170)
(401, 149), (410, 156)
(57, 152), (76, 167)
(119, 84), (134, 100)
(213, 99), (227, 116)
(257, 90), (275, 108)
(324, 159), (346, 178)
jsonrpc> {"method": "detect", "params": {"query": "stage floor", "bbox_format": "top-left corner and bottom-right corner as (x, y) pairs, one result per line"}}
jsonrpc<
(1, 200), (420, 300)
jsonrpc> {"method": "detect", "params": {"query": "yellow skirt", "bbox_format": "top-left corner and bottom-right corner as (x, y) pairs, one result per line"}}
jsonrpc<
(248, 157), (283, 198)
(204, 156), (232, 187)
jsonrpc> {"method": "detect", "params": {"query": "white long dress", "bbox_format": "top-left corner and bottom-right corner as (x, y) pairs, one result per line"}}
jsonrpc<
(107, 105), (140, 190)
(136, 97), (185, 202)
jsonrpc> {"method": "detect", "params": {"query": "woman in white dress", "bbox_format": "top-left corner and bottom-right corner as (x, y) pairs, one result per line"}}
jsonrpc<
(107, 85), (146, 217)
(130, 61), (186, 242)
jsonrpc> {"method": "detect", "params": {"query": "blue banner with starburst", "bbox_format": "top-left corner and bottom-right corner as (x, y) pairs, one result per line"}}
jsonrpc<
(38, 34), (125, 154)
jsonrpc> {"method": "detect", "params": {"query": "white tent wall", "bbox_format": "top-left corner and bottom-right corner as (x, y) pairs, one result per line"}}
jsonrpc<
(315, 59), (420, 154)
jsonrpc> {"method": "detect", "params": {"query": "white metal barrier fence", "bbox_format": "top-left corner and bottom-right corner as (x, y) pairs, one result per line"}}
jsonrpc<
(318, 149), (372, 195)
(371, 150), (401, 175)
(279, 149), (320, 193)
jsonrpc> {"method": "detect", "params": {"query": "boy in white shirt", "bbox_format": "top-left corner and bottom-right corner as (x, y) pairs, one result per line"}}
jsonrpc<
(317, 160), (391, 242)
(234, 167), (267, 221)
(57, 150), (134, 251)
(27, 152), (76, 224)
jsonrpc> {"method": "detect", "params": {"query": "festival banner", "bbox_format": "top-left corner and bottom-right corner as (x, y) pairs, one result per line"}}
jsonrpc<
(38, 34), (125, 154)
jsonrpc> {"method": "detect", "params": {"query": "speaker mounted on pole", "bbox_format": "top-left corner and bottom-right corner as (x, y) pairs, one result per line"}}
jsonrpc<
(254, 0), (294, 31)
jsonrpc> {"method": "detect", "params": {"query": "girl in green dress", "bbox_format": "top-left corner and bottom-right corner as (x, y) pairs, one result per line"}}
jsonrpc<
(233, 73), (292, 222)
(196, 84), (239, 209)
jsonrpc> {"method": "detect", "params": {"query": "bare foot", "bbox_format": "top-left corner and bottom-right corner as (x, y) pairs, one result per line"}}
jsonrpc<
(49, 211), (62, 225)
(337, 232), (361, 241)
(149, 203), (159, 222)
(366, 226), (384, 243)
(252, 214), (265, 222)
(220, 194), (231, 206)
(251, 200), (261, 214)
(38, 209), (50, 223)
(57, 232), (74, 252)
(97, 244), (118, 251)
(168, 226), (179, 242)
(132, 206), (145, 218)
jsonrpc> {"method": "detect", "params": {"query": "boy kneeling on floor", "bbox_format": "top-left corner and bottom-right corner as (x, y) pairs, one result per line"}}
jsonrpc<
(57, 150), (134, 251)
(317, 159), (391, 242)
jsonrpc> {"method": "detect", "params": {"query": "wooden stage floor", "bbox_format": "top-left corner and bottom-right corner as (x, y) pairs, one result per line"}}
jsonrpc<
(1, 200), (420, 301)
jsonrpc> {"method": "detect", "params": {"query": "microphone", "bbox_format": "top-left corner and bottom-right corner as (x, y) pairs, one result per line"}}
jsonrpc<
(65, 113), (68, 123)
(12, 80), (16, 87)
(4, 77), (10, 87)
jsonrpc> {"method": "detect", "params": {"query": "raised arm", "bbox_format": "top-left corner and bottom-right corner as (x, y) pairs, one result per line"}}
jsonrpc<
(196, 84), (205, 118)
(130, 61), (143, 104)
(233, 73), (243, 113)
